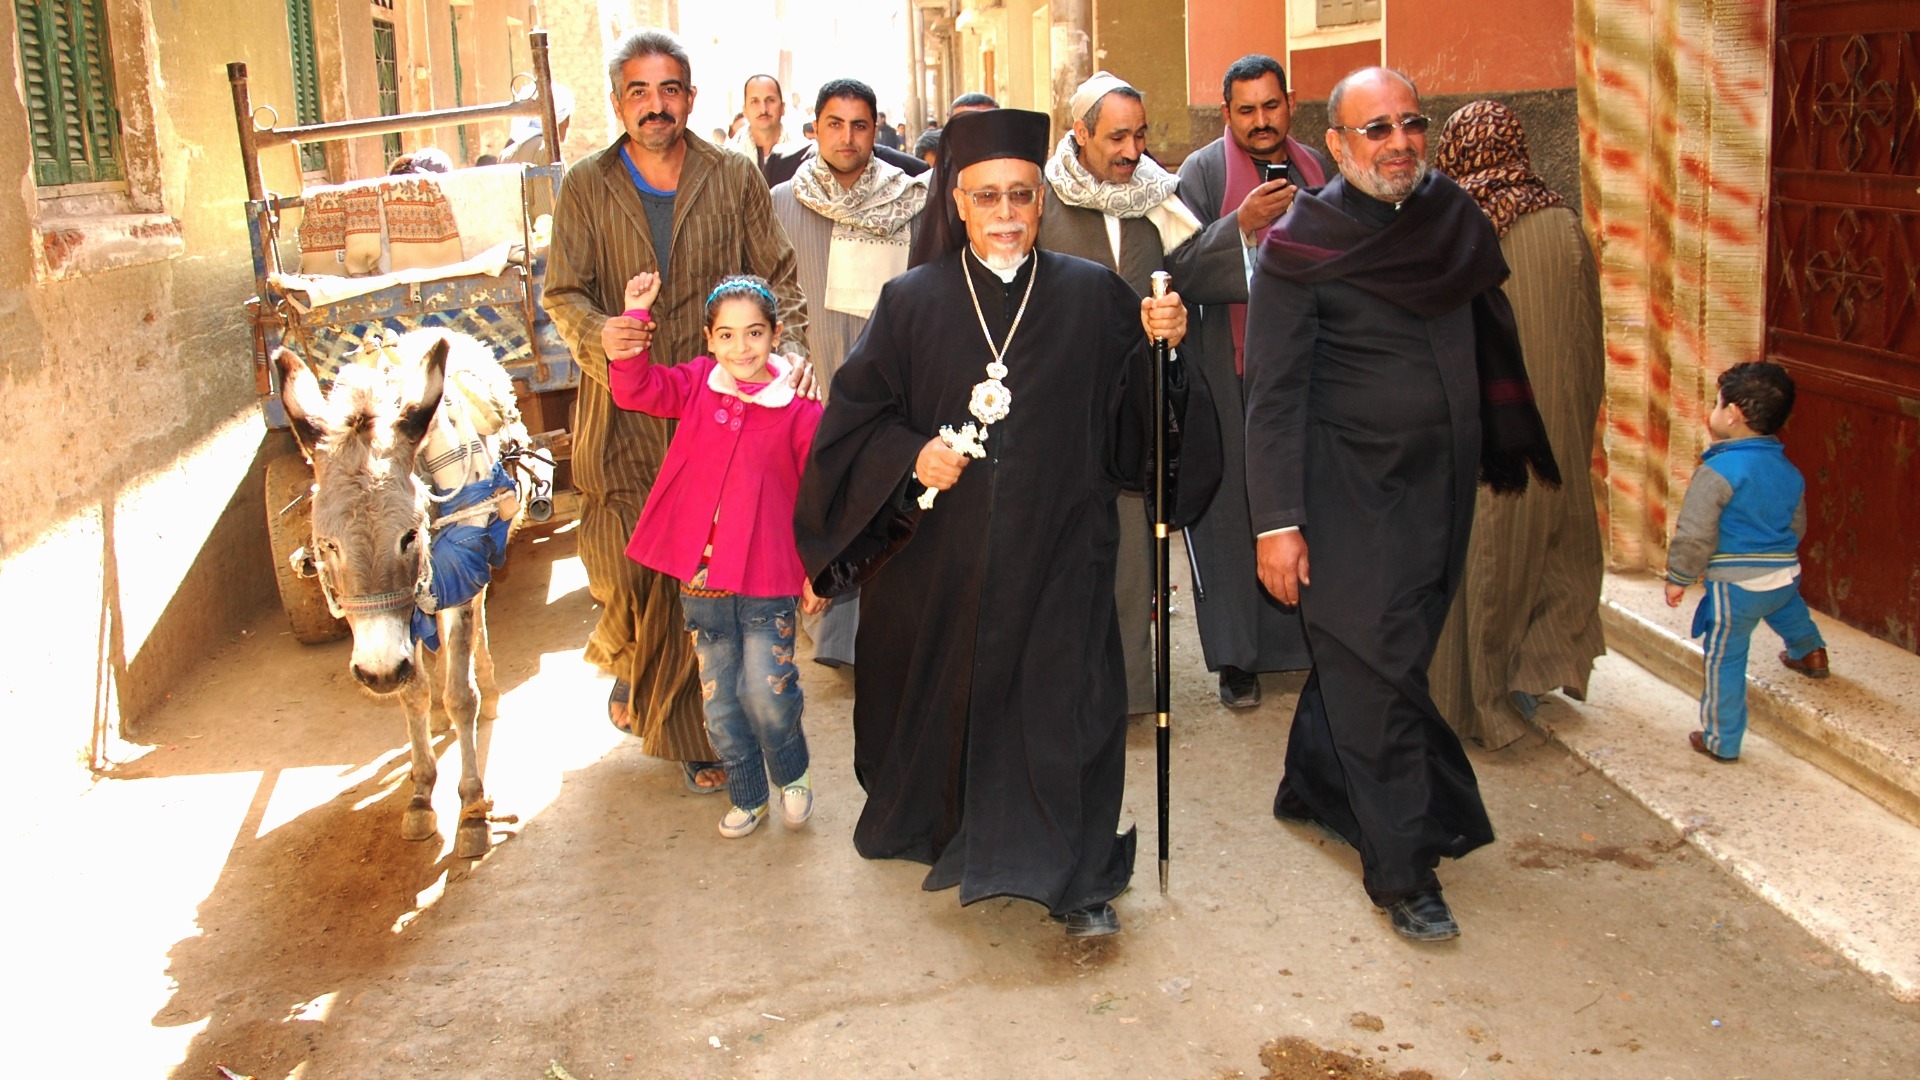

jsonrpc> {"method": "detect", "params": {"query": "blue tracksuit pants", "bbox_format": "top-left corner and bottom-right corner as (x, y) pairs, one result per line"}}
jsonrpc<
(1691, 579), (1826, 758)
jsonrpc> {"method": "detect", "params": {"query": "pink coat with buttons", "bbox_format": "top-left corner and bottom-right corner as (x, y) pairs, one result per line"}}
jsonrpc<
(610, 349), (823, 597)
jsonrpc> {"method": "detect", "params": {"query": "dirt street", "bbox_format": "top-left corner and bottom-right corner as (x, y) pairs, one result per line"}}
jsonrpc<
(18, 526), (1919, 1079)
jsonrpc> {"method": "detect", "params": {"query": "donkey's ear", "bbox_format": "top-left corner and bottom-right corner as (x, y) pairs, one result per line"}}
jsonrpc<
(276, 347), (327, 460)
(396, 338), (447, 446)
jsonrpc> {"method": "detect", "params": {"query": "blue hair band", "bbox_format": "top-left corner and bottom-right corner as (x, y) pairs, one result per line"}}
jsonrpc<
(707, 279), (777, 308)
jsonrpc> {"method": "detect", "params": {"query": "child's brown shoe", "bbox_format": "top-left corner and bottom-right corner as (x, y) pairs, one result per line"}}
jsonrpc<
(1689, 730), (1737, 763)
(1780, 647), (1830, 679)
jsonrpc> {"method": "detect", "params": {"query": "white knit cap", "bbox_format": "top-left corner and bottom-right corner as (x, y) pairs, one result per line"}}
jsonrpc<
(1068, 71), (1135, 126)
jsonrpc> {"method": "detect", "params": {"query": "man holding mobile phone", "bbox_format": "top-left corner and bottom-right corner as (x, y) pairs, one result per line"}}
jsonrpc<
(1173, 55), (1331, 709)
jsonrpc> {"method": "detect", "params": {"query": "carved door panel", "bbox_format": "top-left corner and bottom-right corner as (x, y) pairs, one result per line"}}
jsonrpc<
(1768, 4), (1920, 653)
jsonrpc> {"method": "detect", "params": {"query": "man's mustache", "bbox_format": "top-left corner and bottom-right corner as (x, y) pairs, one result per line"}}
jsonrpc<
(1111, 156), (1139, 169)
(639, 111), (677, 125)
(1248, 126), (1279, 139)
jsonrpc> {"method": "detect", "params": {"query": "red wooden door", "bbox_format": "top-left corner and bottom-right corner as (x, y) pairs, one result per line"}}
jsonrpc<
(1768, 3), (1920, 653)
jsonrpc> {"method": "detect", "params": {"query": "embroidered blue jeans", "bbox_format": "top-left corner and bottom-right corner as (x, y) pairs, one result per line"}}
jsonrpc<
(680, 591), (810, 811)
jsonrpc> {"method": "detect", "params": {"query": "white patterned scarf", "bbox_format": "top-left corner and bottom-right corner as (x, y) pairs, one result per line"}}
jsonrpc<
(1044, 134), (1202, 253)
(792, 152), (928, 318)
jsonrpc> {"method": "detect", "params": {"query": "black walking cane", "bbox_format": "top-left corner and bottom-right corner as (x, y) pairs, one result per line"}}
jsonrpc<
(1150, 270), (1173, 895)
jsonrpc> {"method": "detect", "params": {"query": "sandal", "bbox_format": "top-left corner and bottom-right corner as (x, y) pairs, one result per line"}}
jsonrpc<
(607, 679), (632, 734)
(683, 760), (727, 794)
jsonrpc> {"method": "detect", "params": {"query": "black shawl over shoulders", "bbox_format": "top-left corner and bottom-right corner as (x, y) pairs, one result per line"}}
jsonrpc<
(1260, 172), (1559, 493)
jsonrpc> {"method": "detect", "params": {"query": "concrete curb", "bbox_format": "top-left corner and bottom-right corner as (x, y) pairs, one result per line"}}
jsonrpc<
(1530, 653), (1920, 1003)
(1597, 573), (1920, 829)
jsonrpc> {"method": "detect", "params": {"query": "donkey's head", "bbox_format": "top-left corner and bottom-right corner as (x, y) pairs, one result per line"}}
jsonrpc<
(278, 339), (447, 694)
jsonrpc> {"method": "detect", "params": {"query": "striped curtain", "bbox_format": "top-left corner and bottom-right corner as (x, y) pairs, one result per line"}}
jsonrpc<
(1574, 0), (1773, 571)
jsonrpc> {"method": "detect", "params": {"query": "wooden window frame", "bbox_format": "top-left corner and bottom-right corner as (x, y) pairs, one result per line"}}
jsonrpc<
(1316, 0), (1383, 29)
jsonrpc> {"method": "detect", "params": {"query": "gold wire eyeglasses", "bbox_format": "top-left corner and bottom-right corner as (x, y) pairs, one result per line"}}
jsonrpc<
(959, 187), (1041, 209)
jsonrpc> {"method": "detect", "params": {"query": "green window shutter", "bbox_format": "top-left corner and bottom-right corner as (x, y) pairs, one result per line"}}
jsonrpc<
(372, 18), (400, 165)
(75, 0), (121, 181)
(16, 1), (68, 184)
(49, 1), (89, 179)
(287, 0), (325, 171)
(13, 0), (121, 186)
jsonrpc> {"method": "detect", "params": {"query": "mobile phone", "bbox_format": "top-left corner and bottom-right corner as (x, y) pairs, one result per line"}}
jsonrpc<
(1260, 161), (1294, 186)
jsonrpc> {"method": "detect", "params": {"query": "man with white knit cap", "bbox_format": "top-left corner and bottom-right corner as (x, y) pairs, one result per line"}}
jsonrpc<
(1039, 70), (1250, 718)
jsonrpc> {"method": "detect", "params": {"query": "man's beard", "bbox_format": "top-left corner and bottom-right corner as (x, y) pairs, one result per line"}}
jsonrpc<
(976, 223), (1031, 270)
(1340, 148), (1429, 202)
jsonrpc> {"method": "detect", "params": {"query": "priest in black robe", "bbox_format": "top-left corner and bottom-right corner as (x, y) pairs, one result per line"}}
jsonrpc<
(795, 109), (1222, 938)
(1245, 68), (1558, 942)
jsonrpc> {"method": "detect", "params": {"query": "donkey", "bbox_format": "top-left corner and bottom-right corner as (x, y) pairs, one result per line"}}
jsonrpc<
(277, 328), (536, 859)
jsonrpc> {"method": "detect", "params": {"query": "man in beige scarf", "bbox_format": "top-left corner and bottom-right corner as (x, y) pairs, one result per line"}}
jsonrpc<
(1037, 70), (1246, 717)
(772, 78), (928, 667)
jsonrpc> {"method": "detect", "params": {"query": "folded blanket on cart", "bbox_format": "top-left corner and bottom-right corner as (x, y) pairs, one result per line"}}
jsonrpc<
(294, 164), (535, 279)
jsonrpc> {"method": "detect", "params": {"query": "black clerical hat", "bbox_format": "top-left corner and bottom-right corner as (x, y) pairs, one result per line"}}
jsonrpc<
(907, 108), (1050, 268)
(942, 108), (1049, 171)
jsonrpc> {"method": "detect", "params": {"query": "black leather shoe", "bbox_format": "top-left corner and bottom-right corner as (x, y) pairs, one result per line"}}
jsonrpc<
(1218, 666), (1261, 708)
(1385, 890), (1459, 942)
(1051, 902), (1120, 938)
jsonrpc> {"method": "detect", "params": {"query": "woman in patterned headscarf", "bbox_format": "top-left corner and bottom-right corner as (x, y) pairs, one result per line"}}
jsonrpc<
(1434, 100), (1566, 236)
(1427, 100), (1608, 749)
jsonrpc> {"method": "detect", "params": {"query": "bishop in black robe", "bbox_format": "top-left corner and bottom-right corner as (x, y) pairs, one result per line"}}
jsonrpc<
(794, 110), (1221, 932)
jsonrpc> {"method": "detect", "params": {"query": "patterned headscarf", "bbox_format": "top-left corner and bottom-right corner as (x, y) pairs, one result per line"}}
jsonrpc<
(1433, 100), (1564, 238)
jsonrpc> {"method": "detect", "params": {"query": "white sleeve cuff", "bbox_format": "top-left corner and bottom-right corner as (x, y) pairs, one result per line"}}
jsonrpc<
(1257, 526), (1300, 537)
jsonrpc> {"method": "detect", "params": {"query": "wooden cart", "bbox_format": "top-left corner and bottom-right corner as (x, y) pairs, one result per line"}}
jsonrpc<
(229, 31), (577, 643)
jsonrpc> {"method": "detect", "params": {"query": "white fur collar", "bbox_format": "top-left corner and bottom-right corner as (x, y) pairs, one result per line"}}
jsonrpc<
(707, 353), (796, 407)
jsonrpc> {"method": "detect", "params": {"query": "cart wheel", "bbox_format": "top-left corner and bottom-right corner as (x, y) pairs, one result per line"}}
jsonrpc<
(265, 448), (348, 644)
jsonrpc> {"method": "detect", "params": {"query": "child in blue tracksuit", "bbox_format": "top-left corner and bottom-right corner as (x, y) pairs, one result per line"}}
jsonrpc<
(1664, 361), (1829, 762)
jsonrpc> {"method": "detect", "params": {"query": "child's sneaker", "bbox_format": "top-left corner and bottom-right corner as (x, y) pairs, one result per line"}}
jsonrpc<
(719, 803), (768, 838)
(780, 772), (814, 830)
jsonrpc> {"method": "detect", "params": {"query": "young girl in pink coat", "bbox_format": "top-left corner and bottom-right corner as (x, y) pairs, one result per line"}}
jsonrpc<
(612, 273), (827, 839)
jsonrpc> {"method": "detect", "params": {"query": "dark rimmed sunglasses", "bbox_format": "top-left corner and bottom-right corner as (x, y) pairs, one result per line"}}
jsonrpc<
(1333, 115), (1433, 141)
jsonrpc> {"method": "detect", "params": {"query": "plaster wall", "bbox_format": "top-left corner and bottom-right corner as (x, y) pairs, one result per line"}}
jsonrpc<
(537, 0), (668, 166)
(1095, 0), (1193, 161)
(1, 1), (305, 786)
(1184, 0), (1288, 106)
(1387, 0), (1575, 94)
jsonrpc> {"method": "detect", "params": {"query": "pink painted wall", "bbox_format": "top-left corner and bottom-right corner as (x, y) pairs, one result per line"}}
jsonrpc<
(1186, 0), (1287, 105)
(1188, 2), (1574, 105)
(1389, 0), (1575, 93)
(1291, 40), (1385, 100)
